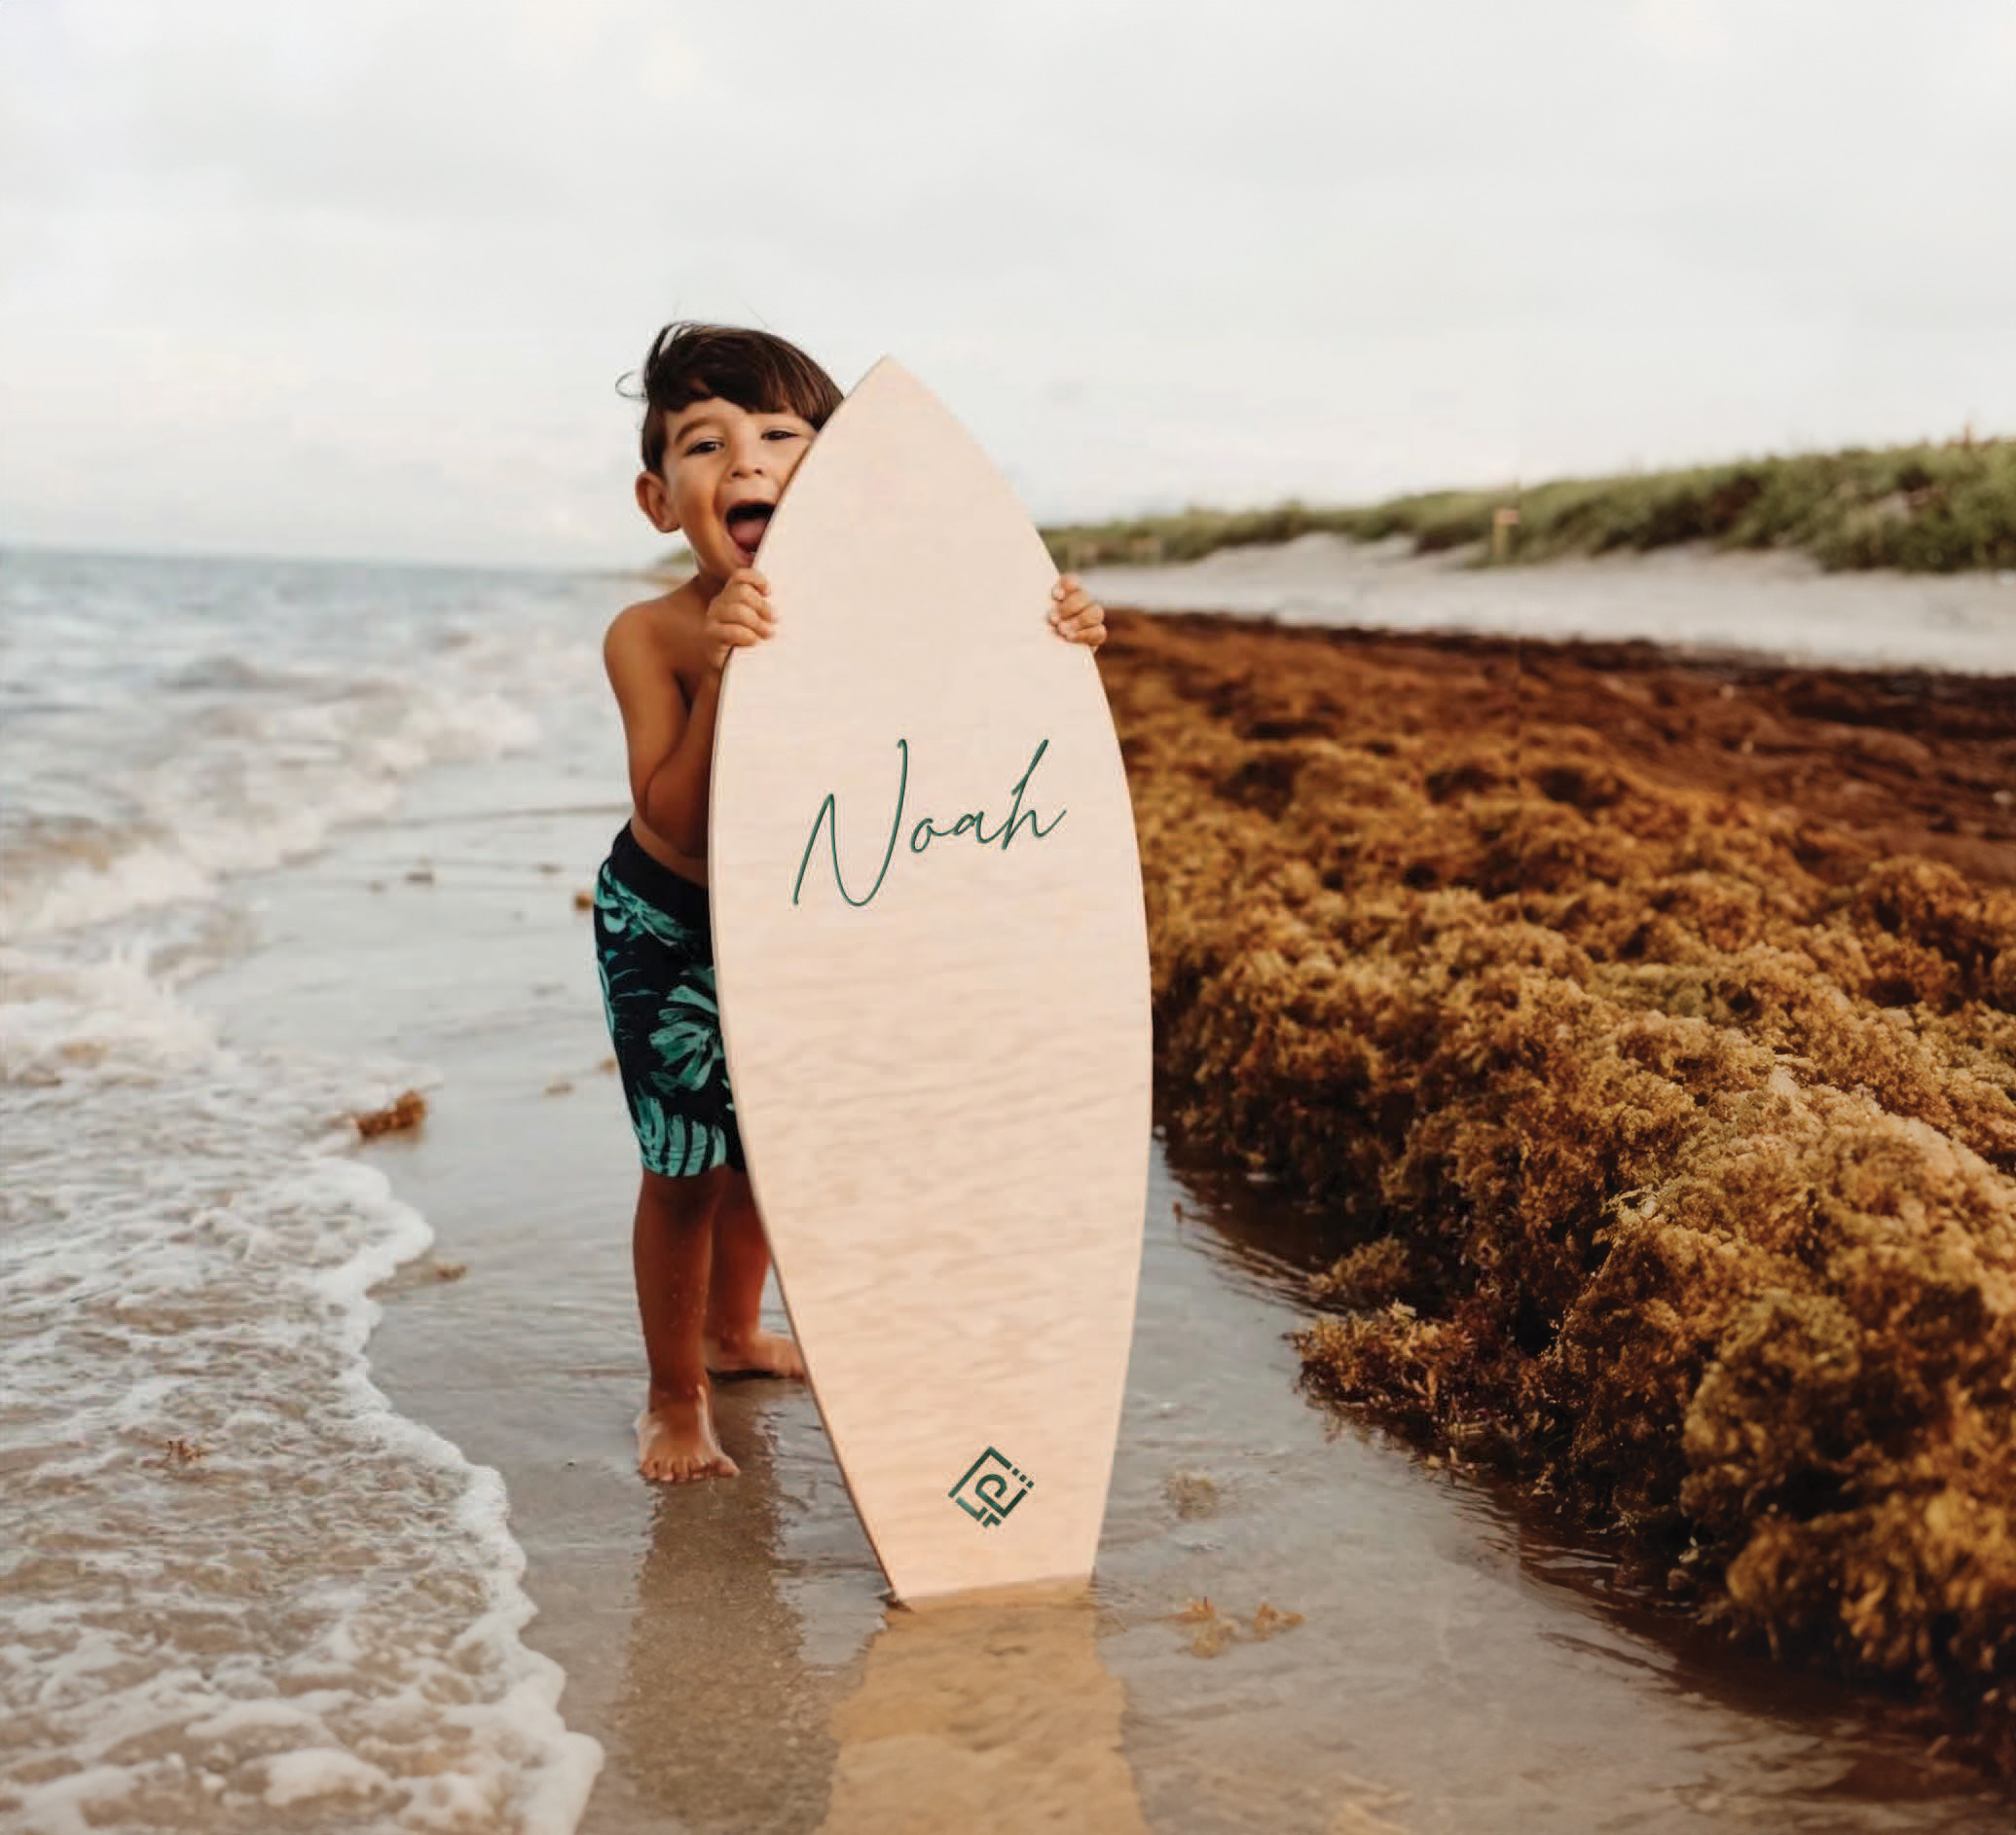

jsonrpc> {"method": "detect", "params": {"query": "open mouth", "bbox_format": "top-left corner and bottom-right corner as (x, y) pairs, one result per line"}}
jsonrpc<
(725, 503), (773, 560)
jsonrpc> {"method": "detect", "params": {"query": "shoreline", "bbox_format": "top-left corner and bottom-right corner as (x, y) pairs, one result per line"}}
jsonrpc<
(1101, 606), (2016, 1776)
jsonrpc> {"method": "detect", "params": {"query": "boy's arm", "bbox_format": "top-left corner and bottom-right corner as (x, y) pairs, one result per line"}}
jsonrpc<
(604, 573), (775, 858)
(604, 607), (721, 858)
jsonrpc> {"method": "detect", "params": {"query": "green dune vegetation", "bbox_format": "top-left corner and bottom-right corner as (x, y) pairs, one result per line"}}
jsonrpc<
(1044, 437), (2016, 574)
(1103, 610), (2016, 1773)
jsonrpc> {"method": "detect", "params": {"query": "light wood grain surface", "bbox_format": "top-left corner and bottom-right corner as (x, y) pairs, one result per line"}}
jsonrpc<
(712, 360), (1151, 1601)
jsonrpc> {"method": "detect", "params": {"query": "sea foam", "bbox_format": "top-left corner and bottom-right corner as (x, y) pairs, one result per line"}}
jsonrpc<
(2, 554), (612, 1833)
(0, 943), (603, 1832)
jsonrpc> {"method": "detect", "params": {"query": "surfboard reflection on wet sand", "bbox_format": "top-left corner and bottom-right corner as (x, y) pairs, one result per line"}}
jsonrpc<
(611, 1404), (1152, 1835)
(820, 1590), (1149, 1835)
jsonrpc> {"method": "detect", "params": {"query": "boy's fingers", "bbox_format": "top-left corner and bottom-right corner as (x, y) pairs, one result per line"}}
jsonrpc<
(709, 606), (774, 642)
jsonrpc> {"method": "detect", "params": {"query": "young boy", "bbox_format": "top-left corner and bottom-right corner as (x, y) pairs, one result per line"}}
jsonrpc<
(596, 322), (1110, 1482)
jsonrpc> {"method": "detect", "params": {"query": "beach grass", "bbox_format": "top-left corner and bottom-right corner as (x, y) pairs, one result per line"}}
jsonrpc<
(1043, 438), (2016, 574)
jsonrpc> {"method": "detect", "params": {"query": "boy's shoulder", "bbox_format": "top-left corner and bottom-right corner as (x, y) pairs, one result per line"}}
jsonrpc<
(605, 576), (704, 656)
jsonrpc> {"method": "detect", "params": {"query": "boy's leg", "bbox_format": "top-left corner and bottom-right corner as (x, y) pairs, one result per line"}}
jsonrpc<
(634, 1165), (738, 1481)
(704, 1172), (806, 1379)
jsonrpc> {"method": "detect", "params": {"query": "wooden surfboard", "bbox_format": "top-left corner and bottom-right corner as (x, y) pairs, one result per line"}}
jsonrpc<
(710, 359), (1151, 1603)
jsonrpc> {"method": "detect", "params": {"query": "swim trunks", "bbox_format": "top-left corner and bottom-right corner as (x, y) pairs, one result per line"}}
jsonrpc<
(592, 824), (746, 1178)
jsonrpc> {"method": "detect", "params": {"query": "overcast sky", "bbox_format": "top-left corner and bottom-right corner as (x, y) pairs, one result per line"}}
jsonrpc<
(4, 0), (2012, 569)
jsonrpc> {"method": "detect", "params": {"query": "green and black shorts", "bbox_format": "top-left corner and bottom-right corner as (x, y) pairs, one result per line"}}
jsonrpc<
(592, 825), (746, 1178)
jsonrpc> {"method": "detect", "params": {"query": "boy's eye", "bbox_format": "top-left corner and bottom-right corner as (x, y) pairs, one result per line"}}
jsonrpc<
(682, 438), (721, 457)
(762, 427), (802, 442)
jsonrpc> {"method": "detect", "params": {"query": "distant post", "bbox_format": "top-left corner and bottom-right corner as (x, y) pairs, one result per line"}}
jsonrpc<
(1491, 505), (1521, 564)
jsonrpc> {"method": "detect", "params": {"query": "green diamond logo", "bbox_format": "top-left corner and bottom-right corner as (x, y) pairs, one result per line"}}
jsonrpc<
(948, 1447), (1034, 1527)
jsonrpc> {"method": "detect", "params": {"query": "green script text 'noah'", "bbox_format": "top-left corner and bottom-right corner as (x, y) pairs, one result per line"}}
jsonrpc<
(792, 739), (1066, 908)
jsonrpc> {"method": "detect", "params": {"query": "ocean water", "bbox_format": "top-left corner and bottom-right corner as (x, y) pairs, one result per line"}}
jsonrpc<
(1, 550), (610, 1833)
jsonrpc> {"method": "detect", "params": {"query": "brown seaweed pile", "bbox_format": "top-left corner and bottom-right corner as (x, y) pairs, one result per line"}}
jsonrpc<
(1103, 610), (2016, 1770)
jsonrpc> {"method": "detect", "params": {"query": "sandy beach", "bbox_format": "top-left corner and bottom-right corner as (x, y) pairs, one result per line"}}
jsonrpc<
(1081, 532), (2016, 677)
(6, 543), (2014, 1832)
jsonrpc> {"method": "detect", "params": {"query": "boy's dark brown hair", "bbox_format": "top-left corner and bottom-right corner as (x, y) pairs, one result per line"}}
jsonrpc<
(632, 322), (844, 474)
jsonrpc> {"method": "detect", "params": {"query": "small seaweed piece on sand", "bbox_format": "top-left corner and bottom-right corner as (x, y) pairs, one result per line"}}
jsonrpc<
(352, 1089), (427, 1139)
(1164, 1470), (1223, 1519)
(1165, 1596), (1304, 1655)
(1105, 609), (2016, 1772)
(1251, 1601), (1304, 1638)
(1187, 1617), (1236, 1658)
(151, 1438), (207, 1469)
(1167, 1596), (1234, 1657)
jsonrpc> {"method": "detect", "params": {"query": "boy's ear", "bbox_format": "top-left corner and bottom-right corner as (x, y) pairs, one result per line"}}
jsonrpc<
(636, 470), (678, 533)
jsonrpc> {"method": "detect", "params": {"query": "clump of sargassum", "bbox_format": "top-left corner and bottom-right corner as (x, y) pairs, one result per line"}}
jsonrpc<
(351, 1088), (426, 1138)
(1104, 610), (2016, 1774)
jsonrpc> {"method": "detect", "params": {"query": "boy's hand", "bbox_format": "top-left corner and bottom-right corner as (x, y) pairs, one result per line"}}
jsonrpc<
(703, 568), (777, 673)
(1048, 574), (1107, 651)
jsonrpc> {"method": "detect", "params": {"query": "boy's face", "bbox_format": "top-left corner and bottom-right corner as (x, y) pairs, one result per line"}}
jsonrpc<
(636, 395), (817, 587)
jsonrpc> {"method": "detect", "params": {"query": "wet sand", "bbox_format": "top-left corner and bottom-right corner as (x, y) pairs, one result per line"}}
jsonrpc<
(196, 589), (2016, 1831)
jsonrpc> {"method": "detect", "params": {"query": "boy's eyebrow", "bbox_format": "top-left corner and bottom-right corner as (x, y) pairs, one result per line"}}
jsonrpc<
(667, 405), (806, 441)
(668, 408), (726, 443)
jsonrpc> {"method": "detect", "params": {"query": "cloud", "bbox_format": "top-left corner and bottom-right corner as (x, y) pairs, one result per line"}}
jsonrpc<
(1629, 0), (1734, 67)
(2, 0), (2011, 564)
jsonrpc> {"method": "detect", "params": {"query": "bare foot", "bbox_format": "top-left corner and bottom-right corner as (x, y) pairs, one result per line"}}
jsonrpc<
(636, 1382), (738, 1483)
(703, 1326), (807, 1380)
